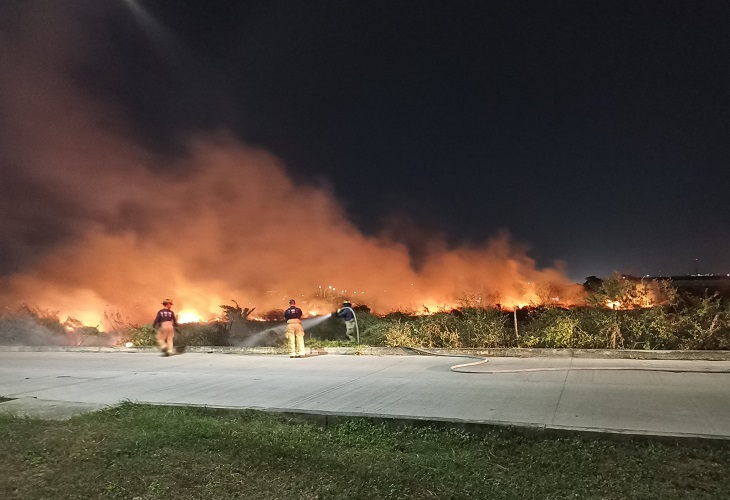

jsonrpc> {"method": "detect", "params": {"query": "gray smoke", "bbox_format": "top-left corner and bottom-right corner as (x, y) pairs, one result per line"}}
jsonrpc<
(0, 2), (580, 333)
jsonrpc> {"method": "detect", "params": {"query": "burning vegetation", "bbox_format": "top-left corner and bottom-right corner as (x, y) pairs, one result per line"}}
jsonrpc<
(2, 275), (729, 352)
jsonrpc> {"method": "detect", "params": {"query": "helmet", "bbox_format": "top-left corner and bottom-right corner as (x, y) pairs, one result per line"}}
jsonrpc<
(289, 299), (296, 305)
(162, 299), (173, 305)
(342, 300), (351, 306)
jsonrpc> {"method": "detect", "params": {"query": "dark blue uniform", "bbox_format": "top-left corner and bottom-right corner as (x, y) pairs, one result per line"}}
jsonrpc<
(284, 306), (303, 320)
(153, 308), (178, 328)
(337, 305), (356, 340)
(336, 308), (354, 321)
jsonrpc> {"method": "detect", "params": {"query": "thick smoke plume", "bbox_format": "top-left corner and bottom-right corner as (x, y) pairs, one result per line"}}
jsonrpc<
(0, 2), (580, 332)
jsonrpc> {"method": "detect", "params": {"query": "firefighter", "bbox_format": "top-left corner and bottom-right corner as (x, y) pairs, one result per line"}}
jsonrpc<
(153, 298), (178, 356)
(284, 299), (305, 358)
(336, 301), (356, 341)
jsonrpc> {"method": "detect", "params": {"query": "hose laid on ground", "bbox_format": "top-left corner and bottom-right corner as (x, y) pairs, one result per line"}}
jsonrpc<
(401, 346), (730, 374)
(401, 346), (491, 370)
(452, 365), (730, 374)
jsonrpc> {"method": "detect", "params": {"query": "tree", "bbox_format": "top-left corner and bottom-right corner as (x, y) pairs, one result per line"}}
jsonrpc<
(219, 300), (255, 342)
(583, 276), (603, 293)
(585, 273), (676, 310)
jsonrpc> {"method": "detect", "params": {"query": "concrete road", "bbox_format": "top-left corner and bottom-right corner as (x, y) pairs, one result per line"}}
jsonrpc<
(1, 351), (730, 441)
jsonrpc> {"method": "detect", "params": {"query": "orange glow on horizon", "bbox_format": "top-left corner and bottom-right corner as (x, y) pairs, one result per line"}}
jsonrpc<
(39, 283), (587, 329)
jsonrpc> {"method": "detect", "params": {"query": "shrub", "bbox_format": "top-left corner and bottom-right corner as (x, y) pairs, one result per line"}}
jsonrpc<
(458, 308), (511, 348)
(382, 320), (423, 347)
(571, 307), (623, 349)
(0, 306), (67, 346)
(585, 274), (677, 309)
(176, 322), (229, 346)
(18, 305), (66, 336)
(620, 307), (678, 349)
(533, 311), (582, 348)
(120, 325), (157, 347)
(672, 294), (730, 350)
(417, 313), (461, 348)
(73, 326), (112, 347)
(521, 308), (604, 349)
(352, 312), (391, 345)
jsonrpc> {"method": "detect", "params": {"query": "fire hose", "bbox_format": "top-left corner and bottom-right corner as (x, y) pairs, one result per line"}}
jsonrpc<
(401, 347), (730, 374)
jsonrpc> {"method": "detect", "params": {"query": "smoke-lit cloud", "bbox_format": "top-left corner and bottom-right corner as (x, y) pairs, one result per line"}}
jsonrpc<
(0, 2), (580, 329)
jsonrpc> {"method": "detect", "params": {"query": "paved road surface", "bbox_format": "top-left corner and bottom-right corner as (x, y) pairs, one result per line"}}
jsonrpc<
(1, 351), (729, 441)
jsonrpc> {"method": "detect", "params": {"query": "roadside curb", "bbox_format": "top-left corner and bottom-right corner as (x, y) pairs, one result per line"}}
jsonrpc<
(404, 347), (730, 361)
(5, 396), (729, 446)
(2, 345), (730, 360)
(152, 402), (730, 447)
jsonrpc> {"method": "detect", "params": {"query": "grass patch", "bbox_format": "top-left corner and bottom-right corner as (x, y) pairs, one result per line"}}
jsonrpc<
(307, 339), (358, 348)
(1, 402), (729, 499)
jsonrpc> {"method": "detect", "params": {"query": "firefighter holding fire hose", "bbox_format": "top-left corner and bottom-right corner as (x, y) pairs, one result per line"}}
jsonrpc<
(153, 298), (178, 356)
(284, 299), (306, 358)
(336, 301), (356, 341)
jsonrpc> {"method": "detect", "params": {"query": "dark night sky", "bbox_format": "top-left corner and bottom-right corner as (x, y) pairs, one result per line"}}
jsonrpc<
(4, 0), (730, 284)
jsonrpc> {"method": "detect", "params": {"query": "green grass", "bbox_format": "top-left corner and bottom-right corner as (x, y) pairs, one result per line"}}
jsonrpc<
(306, 338), (358, 348)
(1, 403), (729, 499)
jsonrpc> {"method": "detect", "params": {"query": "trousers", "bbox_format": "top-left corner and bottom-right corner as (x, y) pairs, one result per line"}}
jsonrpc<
(285, 319), (305, 357)
(157, 321), (175, 354)
(345, 319), (356, 340)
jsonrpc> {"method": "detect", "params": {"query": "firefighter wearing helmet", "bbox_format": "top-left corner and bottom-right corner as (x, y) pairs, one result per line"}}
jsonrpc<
(284, 299), (305, 358)
(153, 298), (178, 356)
(336, 300), (356, 341)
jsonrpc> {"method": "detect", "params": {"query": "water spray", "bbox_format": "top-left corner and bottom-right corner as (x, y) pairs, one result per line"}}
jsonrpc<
(239, 313), (333, 347)
(301, 312), (333, 331)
